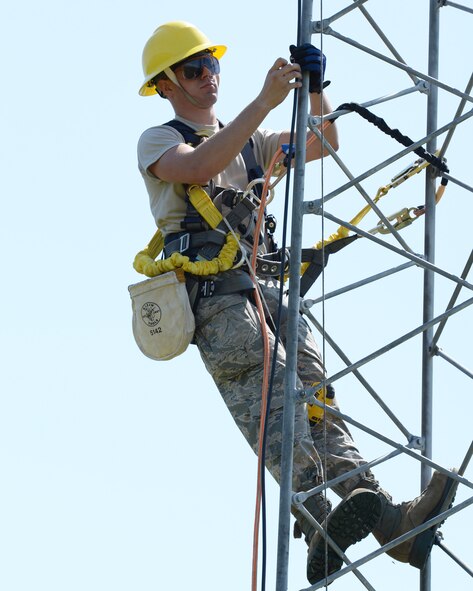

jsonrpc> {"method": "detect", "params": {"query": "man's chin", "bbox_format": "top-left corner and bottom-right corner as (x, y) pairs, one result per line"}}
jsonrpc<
(198, 93), (218, 107)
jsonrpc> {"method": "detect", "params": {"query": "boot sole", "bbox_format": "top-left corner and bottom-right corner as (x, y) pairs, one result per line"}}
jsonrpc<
(409, 473), (457, 569)
(307, 490), (382, 585)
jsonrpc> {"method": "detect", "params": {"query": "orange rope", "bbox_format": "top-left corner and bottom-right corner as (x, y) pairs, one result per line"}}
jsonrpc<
(250, 285), (271, 591)
(250, 149), (280, 591)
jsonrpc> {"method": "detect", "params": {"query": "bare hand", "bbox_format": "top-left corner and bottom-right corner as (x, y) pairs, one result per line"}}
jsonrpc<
(257, 58), (302, 110)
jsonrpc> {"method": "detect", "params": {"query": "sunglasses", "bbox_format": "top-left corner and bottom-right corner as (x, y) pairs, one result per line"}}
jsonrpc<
(174, 55), (220, 80)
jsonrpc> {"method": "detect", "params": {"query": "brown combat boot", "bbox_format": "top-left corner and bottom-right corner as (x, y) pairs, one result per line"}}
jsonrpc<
(306, 489), (382, 585)
(373, 470), (457, 569)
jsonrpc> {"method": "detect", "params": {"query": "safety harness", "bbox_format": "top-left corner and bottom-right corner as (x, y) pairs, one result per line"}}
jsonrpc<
(134, 120), (287, 309)
(162, 118), (277, 252)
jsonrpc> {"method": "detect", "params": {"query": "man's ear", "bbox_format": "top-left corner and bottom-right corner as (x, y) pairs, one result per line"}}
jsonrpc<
(157, 78), (173, 99)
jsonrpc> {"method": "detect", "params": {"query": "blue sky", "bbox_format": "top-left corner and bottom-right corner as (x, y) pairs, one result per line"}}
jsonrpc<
(1, 1), (472, 590)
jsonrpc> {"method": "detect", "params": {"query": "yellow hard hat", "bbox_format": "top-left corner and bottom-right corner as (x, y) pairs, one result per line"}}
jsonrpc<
(139, 21), (227, 97)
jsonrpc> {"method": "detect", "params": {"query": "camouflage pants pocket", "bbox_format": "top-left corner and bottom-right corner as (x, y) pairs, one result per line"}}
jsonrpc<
(195, 293), (322, 488)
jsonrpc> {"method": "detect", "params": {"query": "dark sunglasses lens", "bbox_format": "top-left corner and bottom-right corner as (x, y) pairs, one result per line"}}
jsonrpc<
(182, 56), (220, 79)
(182, 62), (202, 79)
(206, 57), (220, 74)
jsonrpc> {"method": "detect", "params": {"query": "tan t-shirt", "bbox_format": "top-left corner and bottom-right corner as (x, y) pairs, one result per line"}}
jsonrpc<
(137, 115), (283, 236)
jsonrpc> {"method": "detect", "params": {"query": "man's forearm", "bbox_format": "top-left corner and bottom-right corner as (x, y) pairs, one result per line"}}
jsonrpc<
(307, 91), (339, 158)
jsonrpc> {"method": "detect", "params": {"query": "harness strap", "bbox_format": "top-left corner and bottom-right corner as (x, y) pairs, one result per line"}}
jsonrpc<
(165, 186), (258, 263)
(163, 119), (211, 145)
(202, 273), (255, 297)
(299, 235), (359, 297)
(218, 197), (256, 234)
(240, 141), (265, 199)
(163, 119), (265, 185)
(186, 272), (255, 312)
(164, 230), (226, 258)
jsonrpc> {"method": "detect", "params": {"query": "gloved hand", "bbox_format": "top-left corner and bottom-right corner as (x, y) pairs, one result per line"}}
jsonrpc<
(289, 43), (330, 94)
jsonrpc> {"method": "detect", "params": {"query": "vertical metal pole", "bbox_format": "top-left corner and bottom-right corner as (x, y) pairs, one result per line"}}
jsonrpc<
(420, 2), (440, 590)
(275, 0), (313, 589)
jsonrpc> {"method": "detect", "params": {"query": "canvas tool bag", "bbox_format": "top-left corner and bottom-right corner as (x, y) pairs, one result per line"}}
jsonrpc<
(128, 268), (195, 361)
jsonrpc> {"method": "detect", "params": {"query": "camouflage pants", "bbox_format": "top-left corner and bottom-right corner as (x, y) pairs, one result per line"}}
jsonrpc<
(194, 275), (373, 499)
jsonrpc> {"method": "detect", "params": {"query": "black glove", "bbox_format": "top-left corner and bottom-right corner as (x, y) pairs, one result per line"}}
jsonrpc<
(289, 43), (330, 94)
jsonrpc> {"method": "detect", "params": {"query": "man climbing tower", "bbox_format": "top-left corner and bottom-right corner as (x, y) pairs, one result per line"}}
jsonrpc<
(135, 21), (456, 584)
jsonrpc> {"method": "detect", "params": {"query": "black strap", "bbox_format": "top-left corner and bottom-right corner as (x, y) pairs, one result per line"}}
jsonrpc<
(163, 119), (213, 147)
(240, 140), (265, 198)
(163, 230), (227, 258)
(185, 272), (255, 314)
(299, 235), (359, 297)
(334, 103), (449, 178)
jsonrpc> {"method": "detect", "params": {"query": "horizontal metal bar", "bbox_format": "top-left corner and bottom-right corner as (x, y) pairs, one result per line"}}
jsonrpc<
(307, 127), (414, 252)
(304, 310), (413, 439)
(324, 295), (473, 386)
(293, 449), (406, 505)
(306, 107), (473, 204)
(296, 402), (473, 494)
(327, 27), (473, 103)
(442, 0), (473, 15)
(441, 172), (473, 194)
(312, 0), (370, 28)
(309, 82), (427, 125)
(317, 210), (473, 291)
(435, 348), (473, 379)
(303, 262), (416, 305)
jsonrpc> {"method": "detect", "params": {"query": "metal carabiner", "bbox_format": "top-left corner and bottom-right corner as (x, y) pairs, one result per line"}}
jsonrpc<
(243, 179), (275, 207)
(369, 207), (418, 235)
(390, 157), (427, 188)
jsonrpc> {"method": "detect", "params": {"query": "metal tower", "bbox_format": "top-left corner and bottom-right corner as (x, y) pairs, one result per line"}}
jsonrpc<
(275, 1), (473, 589)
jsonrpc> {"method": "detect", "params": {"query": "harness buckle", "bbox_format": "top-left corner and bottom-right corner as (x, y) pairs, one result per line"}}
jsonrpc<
(200, 280), (215, 298)
(255, 255), (285, 277)
(179, 233), (191, 253)
(265, 213), (277, 234)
